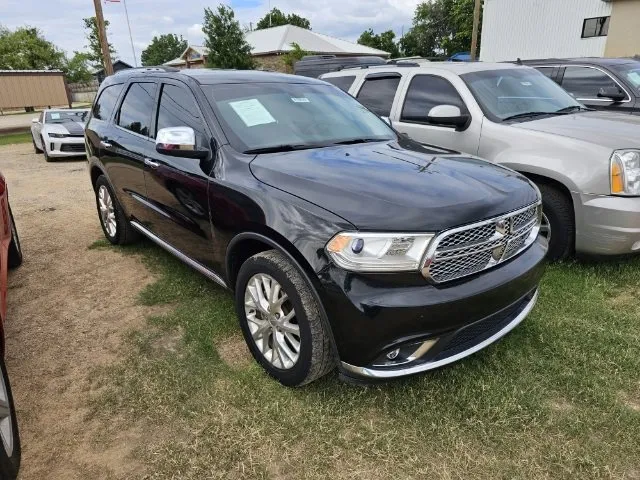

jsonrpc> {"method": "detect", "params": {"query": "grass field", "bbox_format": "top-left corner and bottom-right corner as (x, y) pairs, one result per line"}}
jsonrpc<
(0, 132), (31, 146)
(89, 239), (640, 479)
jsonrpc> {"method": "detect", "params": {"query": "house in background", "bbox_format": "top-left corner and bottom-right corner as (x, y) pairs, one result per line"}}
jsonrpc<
(480, 0), (640, 62)
(92, 60), (133, 83)
(165, 24), (389, 72)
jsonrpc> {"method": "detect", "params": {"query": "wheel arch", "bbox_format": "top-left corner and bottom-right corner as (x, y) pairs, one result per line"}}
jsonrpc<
(89, 164), (106, 190)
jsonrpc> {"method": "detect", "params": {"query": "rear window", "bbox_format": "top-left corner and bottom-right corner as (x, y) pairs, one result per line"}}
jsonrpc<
(323, 76), (356, 93)
(356, 76), (401, 117)
(92, 84), (124, 121)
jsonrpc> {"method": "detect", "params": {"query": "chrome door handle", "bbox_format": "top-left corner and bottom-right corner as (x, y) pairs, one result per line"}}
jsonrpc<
(144, 158), (160, 168)
(100, 140), (112, 148)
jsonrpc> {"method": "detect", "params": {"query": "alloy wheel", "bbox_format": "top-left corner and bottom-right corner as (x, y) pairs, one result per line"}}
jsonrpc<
(98, 185), (117, 238)
(0, 369), (13, 458)
(244, 274), (301, 370)
(540, 213), (551, 244)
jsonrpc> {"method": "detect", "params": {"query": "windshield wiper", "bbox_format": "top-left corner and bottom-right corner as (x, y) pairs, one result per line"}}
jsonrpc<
(243, 144), (319, 154)
(332, 138), (386, 146)
(502, 111), (554, 122)
(554, 105), (593, 114)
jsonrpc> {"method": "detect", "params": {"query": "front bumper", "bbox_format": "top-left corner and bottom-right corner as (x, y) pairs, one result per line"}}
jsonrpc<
(573, 193), (640, 255)
(45, 137), (86, 158)
(318, 237), (547, 381)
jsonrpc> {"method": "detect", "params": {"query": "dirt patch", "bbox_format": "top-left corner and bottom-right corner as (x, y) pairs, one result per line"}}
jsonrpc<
(1, 144), (156, 479)
(215, 333), (252, 368)
(549, 398), (575, 413)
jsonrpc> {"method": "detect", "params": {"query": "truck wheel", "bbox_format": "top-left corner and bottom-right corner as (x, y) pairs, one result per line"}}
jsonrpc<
(94, 175), (139, 245)
(235, 250), (336, 386)
(537, 183), (574, 261)
(7, 206), (22, 269)
(0, 358), (21, 480)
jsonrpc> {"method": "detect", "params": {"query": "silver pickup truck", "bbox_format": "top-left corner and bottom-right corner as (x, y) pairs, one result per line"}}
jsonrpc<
(322, 62), (640, 260)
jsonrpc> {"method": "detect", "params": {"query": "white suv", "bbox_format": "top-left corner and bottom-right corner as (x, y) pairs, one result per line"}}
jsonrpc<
(321, 63), (640, 260)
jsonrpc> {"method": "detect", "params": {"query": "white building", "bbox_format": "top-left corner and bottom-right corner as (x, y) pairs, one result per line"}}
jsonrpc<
(480, 0), (640, 62)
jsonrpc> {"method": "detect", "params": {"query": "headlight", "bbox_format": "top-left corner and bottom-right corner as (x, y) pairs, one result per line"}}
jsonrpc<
(611, 149), (640, 196)
(326, 232), (434, 272)
(48, 133), (67, 138)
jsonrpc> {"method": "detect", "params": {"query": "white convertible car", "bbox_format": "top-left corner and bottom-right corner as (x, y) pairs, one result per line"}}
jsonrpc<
(31, 109), (89, 161)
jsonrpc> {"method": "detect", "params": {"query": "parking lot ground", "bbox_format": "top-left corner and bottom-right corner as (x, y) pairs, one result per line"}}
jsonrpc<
(1, 142), (640, 479)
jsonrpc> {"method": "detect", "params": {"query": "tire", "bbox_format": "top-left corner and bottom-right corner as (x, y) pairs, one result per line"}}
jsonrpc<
(94, 175), (139, 245)
(7, 206), (22, 270)
(235, 250), (336, 386)
(41, 137), (51, 162)
(32, 133), (42, 154)
(537, 182), (574, 261)
(0, 358), (21, 480)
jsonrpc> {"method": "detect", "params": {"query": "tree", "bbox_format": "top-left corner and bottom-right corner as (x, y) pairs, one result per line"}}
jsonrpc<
(282, 42), (308, 72)
(83, 16), (116, 70)
(141, 34), (188, 66)
(203, 5), (254, 70)
(255, 8), (311, 30)
(400, 0), (481, 58)
(0, 26), (65, 70)
(64, 52), (92, 83)
(357, 29), (400, 58)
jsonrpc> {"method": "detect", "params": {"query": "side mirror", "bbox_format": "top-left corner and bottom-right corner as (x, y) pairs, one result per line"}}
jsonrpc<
(598, 86), (626, 102)
(380, 116), (392, 126)
(427, 105), (470, 130)
(156, 127), (208, 159)
(31, 118), (39, 123)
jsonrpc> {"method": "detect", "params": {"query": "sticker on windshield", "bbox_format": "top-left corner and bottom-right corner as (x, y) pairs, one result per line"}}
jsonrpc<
(520, 82), (532, 86)
(229, 99), (276, 127)
(291, 97), (310, 103)
(50, 113), (61, 119)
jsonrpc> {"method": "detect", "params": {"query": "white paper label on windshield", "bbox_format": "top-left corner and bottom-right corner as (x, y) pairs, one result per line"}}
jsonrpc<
(229, 99), (276, 127)
(520, 82), (532, 86)
(291, 97), (310, 103)
(50, 113), (61, 119)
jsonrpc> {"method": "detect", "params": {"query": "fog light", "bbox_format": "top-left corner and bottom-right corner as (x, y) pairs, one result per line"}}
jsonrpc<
(386, 348), (400, 360)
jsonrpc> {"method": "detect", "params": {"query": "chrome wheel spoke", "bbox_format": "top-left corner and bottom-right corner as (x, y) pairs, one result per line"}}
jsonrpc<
(244, 273), (300, 370)
(98, 186), (117, 237)
(0, 399), (9, 420)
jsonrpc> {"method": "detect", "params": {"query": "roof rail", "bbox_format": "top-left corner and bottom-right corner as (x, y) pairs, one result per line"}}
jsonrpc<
(114, 66), (180, 76)
(339, 62), (421, 72)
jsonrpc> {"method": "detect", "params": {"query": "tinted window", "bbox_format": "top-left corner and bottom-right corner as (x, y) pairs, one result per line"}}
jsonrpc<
(356, 76), (401, 116)
(401, 75), (467, 123)
(93, 83), (124, 121)
(117, 82), (157, 137)
(156, 84), (208, 147)
(612, 62), (640, 91)
(582, 16), (610, 38)
(536, 67), (555, 79)
(324, 76), (356, 93)
(561, 66), (620, 99)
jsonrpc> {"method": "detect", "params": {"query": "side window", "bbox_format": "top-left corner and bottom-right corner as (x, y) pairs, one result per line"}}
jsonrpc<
(400, 75), (467, 123)
(356, 76), (401, 117)
(561, 66), (621, 100)
(117, 82), (157, 137)
(581, 16), (610, 38)
(92, 83), (124, 121)
(156, 84), (208, 147)
(536, 67), (555, 79)
(324, 76), (356, 93)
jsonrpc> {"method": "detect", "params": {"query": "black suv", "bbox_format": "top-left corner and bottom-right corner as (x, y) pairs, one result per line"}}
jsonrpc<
(520, 57), (640, 114)
(85, 67), (547, 386)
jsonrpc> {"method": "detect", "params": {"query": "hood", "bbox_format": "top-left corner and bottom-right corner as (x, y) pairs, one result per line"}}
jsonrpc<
(513, 111), (640, 149)
(249, 141), (538, 232)
(45, 121), (85, 136)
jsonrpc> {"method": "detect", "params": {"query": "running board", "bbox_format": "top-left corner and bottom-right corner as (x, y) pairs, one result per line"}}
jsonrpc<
(130, 221), (228, 290)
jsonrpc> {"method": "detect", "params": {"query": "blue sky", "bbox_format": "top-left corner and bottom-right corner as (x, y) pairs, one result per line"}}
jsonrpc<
(0, 0), (421, 66)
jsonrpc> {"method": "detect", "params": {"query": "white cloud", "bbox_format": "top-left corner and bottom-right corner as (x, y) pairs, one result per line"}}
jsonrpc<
(162, 16), (174, 24)
(186, 23), (204, 43)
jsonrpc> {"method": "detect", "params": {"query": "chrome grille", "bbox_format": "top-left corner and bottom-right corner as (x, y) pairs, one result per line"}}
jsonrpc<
(423, 203), (541, 284)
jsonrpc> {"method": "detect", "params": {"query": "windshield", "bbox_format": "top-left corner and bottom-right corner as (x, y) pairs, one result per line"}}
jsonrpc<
(45, 111), (89, 123)
(461, 68), (583, 121)
(612, 62), (640, 91)
(203, 83), (396, 153)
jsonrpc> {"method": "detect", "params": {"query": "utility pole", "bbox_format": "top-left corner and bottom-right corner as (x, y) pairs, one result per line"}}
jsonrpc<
(470, 0), (481, 61)
(93, 0), (114, 76)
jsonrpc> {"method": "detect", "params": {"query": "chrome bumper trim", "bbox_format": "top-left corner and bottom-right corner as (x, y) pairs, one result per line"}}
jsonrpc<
(130, 221), (228, 289)
(340, 289), (539, 379)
